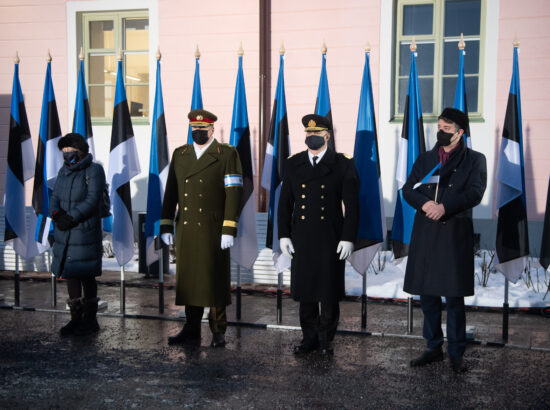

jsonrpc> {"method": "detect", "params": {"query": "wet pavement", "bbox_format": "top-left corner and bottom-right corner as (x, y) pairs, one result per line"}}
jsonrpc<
(1, 271), (550, 408)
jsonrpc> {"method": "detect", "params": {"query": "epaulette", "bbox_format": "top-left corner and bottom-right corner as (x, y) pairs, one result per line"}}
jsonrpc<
(287, 153), (297, 159)
(341, 153), (353, 160)
(177, 144), (190, 155)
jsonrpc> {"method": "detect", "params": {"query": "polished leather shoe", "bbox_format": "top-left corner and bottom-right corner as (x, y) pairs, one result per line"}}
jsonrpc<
(319, 346), (334, 356)
(210, 333), (226, 348)
(450, 356), (467, 373)
(293, 342), (318, 355)
(167, 327), (200, 345)
(410, 348), (444, 367)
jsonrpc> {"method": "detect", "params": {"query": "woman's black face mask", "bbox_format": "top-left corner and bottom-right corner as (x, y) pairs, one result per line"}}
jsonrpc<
(63, 151), (80, 165)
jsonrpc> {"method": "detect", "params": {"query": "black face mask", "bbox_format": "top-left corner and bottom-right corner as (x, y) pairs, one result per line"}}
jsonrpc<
(63, 151), (80, 166)
(192, 129), (209, 145)
(305, 135), (326, 151)
(437, 130), (455, 147)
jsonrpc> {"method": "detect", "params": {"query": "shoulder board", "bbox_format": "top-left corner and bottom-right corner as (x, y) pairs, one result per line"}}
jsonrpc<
(287, 153), (297, 159)
(176, 144), (190, 154)
(341, 153), (353, 160)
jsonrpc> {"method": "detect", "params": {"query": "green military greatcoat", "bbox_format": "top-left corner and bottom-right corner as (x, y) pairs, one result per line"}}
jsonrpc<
(160, 138), (243, 307)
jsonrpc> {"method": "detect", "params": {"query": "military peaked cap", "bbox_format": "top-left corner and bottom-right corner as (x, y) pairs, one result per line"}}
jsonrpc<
(301, 114), (332, 131)
(188, 109), (217, 127)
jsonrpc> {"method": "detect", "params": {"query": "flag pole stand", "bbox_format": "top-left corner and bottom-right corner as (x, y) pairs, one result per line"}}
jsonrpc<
(48, 249), (56, 307)
(361, 271), (367, 330)
(157, 237), (164, 315)
(14, 254), (20, 307)
(407, 297), (413, 334)
(502, 279), (509, 342)
(277, 272), (282, 324)
(120, 265), (125, 314)
(236, 265), (242, 320)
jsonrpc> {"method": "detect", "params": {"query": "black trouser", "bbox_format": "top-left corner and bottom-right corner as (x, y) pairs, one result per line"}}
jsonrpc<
(67, 277), (97, 300)
(185, 305), (227, 335)
(299, 301), (340, 347)
(420, 295), (466, 359)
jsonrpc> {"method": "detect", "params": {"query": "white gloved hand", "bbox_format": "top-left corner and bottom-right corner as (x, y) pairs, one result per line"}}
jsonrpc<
(280, 237), (295, 259)
(336, 241), (354, 260)
(161, 233), (173, 246)
(221, 234), (234, 250)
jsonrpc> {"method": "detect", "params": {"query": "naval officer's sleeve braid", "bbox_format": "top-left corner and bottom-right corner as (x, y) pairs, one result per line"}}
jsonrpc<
(160, 152), (178, 235)
(222, 147), (243, 236)
(341, 157), (360, 242)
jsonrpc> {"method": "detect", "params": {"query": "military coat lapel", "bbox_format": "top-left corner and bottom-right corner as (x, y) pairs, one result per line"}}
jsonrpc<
(185, 139), (220, 179)
(295, 148), (335, 183)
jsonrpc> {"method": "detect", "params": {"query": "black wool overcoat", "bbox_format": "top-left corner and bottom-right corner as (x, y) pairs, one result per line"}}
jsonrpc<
(278, 149), (360, 303)
(402, 140), (487, 297)
(50, 154), (106, 279)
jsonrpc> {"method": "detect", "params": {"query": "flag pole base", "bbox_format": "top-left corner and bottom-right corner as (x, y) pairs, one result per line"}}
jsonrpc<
(236, 286), (242, 321)
(502, 302), (509, 342)
(407, 297), (413, 334)
(14, 255), (20, 307)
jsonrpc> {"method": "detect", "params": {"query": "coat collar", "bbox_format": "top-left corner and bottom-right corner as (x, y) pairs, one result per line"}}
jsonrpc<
(59, 153), (93, 176)
(184, 138), (222, 178)
(434, 139), (467, 179)
(292, 148), (337, 182)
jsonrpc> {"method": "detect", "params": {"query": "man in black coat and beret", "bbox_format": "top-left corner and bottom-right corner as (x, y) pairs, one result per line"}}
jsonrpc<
(278, 114), (359, 356)
(402, 108), (487, 373)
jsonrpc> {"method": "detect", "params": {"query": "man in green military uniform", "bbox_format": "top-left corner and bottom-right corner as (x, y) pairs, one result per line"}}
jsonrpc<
(160, 109), (243, 347)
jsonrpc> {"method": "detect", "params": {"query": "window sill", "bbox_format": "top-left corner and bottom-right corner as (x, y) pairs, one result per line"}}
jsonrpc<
(92, 118), (150, 126)
(389, 114), (485, 125)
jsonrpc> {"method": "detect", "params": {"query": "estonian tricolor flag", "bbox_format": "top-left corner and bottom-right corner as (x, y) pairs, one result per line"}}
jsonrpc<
(315, 50), (335, 151)
(454, 44), (472, 148)
(495, 45), (529, 283)
(540, 177), (550, 272)
(107, 58), (141, 266)
(187, 53), (203, 145)
(73, 56), (95, 156)
(229, 51), (258, 270)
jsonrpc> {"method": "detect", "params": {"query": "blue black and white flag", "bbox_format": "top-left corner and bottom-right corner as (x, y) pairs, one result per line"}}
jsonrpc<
(495, 45), (529, 283)
(315, 51), (335, 151)
(540, 176), (550, 272)
(32, 59), (63, 248)
(454, 46), (472, 148)
(261, 53), (290, 273)
(107, 59), (141, 266)
(348, 50), (385, 274)
(4, 58), (41, 259)
(145, 58), (169, 266)
(73, 57), (94, 156)
(229, 53), (257, 270)
(187, 56), (203, 145)
(391, 49), (426, 269)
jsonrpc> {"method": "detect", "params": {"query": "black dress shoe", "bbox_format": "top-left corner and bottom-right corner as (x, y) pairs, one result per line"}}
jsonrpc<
(210, 333), (226, 348)
(319, 346), (334, 356)
(410, 348), (444, 367)
(450, 356), (467, 373)
(168, 327), (200, 345)
(293, 342), (319, 355)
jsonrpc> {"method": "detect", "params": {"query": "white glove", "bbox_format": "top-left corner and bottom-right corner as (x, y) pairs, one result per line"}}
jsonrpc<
(221, 234), (234, 250)
(280, 237), (295, 259)
(336, 241), (354, 260)
(161, 233), (173, 246)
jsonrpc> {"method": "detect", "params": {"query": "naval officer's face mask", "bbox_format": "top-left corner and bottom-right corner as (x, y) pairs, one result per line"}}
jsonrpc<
(305, 133), (326, 150)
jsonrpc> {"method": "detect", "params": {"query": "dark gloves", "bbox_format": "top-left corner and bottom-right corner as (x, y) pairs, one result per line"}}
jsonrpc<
(53, 210), (77, 231)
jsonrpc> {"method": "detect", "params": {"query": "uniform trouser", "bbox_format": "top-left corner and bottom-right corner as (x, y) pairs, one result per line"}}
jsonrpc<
(185, 305), (227, 335)
(299, 301), (340, 347)
(420, 295), (466, 359)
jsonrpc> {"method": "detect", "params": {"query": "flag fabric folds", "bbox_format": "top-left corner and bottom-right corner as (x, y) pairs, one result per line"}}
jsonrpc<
(348, 50), (385, 274)
(73, 58), (95, 156)
(453, 47), (472, 148)
(261, 54), (290, 273)
(107, 59), (141, 266)
(315, 52), (335, 151)
(32, 60), (64, 248)
(4, 60), (41, 259)
(229, 54), (258, 270)
(145, 58), (169, 266)
(391, 50), (426, 267)
(540, 177), (550, 272)
(187, 57), (203, 144)
(495, 46), (529, 283)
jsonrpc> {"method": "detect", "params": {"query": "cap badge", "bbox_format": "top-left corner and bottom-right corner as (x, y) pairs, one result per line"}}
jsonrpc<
(308, 120), (316, 128)
(196, 115), (203, 121)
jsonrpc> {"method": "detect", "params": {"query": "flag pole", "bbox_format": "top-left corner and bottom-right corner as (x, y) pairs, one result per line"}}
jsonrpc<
(361, 271), (367, 330)
(236, 265), (242, 320)
(49, 250), (56, 307)
(277, 272), (283, 324)
(14, 254), (20, 307)
(157, 236), (164, 314)
(502, 279), (509, 341)
(120, 265), (125, 314)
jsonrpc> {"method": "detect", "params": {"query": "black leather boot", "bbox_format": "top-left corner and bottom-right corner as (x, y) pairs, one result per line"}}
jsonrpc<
(410, 347), (444, 367)
(60, 298), (83, 336)
(168, 326), (201, 345)
(74, 297), (100, 336)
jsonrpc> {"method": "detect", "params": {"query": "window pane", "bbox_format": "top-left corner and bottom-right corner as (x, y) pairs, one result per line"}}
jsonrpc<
(444, 0), (481, 36)
(89, 85), (114, 117)
(89, 20), (114, 49)
(89, 55), (117, 85)
(126, 85), (149, 117)
(443, 40), (480, 75)
(124, 18), (149, 51)
(441, 76), (479, 112)
(125, 54), (149, 85)
(442, 77), (458, 110)
(397, 78), (408, 114)
(465, 76), (479, 112)
(400, 43), (434, 77)
(403, 4), (433, 35)
(419, 78), (433, 114)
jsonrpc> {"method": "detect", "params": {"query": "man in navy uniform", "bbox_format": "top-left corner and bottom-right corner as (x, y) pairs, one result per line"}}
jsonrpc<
(402, 108), (487, 373)
(278, 114), (359, 356)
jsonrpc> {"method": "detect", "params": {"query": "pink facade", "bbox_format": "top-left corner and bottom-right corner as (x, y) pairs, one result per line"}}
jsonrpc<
(0, 0), (549, 221)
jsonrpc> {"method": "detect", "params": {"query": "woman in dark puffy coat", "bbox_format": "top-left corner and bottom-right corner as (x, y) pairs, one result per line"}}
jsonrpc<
(50, 133), (106, 336)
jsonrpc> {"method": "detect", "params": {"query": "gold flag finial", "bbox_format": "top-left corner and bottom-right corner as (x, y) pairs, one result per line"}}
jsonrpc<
(321, 40), (327, 54)
(47, 49), (52, 62)
(238, 41), (244, 57)
(14, 51), (20, 64)
(458, 33), (466, 50)
(79, 46), (84, 60)
(195, 44), (201, 59)
(279, 41), (285, 55)
(410, 37), (417, 52)
(117, 49), (123, 61)
(156, 46), (161, 60)
(365, 41), (372, 53)
(513, 34), (520, 48)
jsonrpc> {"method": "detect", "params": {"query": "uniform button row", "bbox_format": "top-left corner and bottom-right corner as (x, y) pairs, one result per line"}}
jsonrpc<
(301, 184), (325, 189)
(184, 193), (204, 197)
(182, 221), (202, 226)
(185, 179), (205, 183)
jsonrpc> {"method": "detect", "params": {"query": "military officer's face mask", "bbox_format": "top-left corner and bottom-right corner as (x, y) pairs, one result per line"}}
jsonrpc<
(305, 133), (326, 150)
(192, 128), (210, 145)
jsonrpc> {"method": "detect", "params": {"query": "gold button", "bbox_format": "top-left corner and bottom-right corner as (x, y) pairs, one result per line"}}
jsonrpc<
(185, 179), (189, 183)
(321, 216), (325, 220)
(301, 215), (305, 220)
(197, 222), (201, 226)
(321, 195), (324, 199)
(301, 194), (306, 199)
(302, 184), (306, 188)
(184, 207), (188, 211)
(199, 179), (204, 183)
(321, 207), (325, 211)
(321, 185), (325, 189)
(199, 208), (203, 213)
(301, 205), (305, 209)
(183, 221), (188, 225)
(199, 194), (203, 197)
(184, 193), (188, 197)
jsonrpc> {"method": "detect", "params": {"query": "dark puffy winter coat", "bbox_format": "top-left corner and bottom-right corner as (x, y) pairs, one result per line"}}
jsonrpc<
(49, 154), (106, 278)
